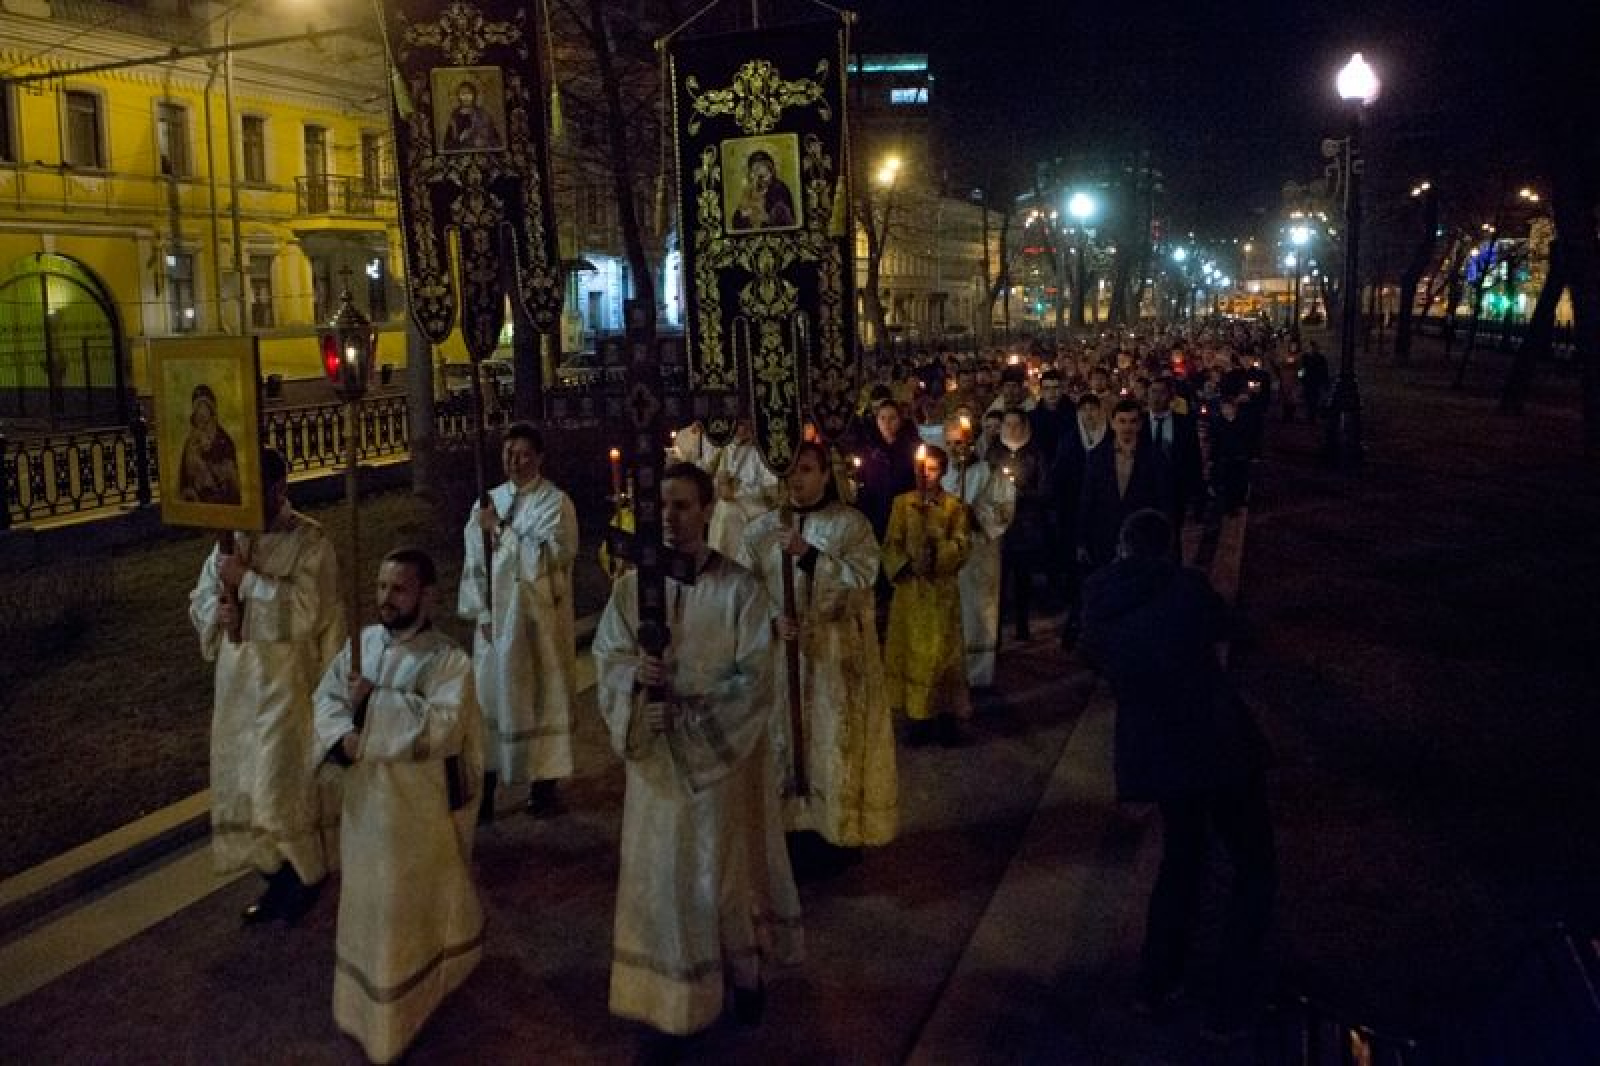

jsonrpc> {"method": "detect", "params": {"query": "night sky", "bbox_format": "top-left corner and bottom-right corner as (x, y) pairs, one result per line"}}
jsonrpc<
(851, 0), (1558, 237)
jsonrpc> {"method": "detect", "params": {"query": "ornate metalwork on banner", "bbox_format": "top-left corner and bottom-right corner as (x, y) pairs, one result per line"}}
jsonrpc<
(667, 19), (858, 473)
(382, 0), (563, 360)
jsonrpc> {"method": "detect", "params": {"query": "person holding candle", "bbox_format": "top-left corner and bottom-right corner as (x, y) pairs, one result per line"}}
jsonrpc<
(458, 422), (579, 821)
(882, 444), (973, 747)
(942, 417), (1015, 690)
(707, 418), (782, 562)
(742, 441), (897, 873)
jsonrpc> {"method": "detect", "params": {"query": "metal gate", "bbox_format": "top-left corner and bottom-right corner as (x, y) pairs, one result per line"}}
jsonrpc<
(0, 253), (127, 430)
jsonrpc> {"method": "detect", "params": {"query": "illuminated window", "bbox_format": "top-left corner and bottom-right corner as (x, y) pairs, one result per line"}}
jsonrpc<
(166, 252), (196, 333)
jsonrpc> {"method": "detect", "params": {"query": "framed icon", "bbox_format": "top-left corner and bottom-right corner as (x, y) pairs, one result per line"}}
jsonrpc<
(432, 65), (507, 154)
(721, 133), (802, 234)
(150, 336), (265, 532)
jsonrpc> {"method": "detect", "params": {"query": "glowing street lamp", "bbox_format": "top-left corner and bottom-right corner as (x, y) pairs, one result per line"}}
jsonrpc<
(1327, 51), (1381, 468)
(875, 155), (902, 187)
(1289, 224), (1311, 336)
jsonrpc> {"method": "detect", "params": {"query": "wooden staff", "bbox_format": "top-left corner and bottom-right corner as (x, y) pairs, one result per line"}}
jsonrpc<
(779, 503), (808, 797)
(217, 531), (242, 643)
(471, 359), (495, 621)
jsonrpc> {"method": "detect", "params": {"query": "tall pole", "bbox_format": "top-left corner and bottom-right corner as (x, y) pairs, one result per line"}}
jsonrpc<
(1291, 256), (1303, 338)
(223, 19), (249, 337)
(1325, 105), (1365, 467)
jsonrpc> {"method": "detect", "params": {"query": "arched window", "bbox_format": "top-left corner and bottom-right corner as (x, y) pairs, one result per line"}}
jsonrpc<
(0, 253), (126, 429)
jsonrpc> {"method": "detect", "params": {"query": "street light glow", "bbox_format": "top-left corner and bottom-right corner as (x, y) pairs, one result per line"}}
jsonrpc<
(1172, 246), (1188, 263)
(1290, 225), (1311, 247)
(1336, 52), (1380, 104)
(1067, 191), (1096, 222)
(875, 155), (902, 187)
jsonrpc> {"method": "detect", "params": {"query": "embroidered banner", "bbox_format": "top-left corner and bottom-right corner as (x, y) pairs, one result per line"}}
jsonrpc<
(382, 0), (562, 360)
(667, 19), (857, 473)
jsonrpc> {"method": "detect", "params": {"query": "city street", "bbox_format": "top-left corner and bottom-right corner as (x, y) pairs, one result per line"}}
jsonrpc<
(3, 346), (1599, 1064)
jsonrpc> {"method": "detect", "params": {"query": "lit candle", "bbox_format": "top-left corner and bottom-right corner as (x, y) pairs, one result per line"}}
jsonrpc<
(915, 444), (927, 496)
(608, 448), (622, 498)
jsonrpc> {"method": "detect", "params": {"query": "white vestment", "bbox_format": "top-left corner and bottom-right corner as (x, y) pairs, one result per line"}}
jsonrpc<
(943, 459), (1016, 688)
(742, 503), (898, 846)
(314, 623), (484, 1065)
(458, 478), (578, 783)
(189, 511), (344, 882)
(707, 443), (780, 561)
(592, 555), (804, 1036)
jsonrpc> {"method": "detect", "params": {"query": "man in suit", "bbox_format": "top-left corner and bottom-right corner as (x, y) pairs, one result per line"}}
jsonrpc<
(1052, 392), (1109, 645)
(1078, 398), (1172, 570)
(1145, 377), (1205, 528)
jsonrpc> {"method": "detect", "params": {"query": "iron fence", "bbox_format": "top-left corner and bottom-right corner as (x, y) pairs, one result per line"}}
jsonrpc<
(3, 395), (476, 529)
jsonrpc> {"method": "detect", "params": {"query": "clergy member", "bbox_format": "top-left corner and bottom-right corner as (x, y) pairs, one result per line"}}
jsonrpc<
(941, 417), (1016, 689)
(742, 441), (898, 872)
(707, 418), (782, 561)
(882, 444), (973, 746)
(189, 446), (343, 925)
(592, 461), (803, 1042)
(315, 548), (484, 1064)
(458, 422), (579, 820)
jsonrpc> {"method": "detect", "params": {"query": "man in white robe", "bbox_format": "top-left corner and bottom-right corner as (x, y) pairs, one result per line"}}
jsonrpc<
(707, 418), (781, 561)
(741, 442), (897, 867)
(458, 421), (579, 820)
(943, 419), (1016, 689)
(315, 548), (484, 1065)
(189, 447), (343, 924)
(593, 462), (803, 1041)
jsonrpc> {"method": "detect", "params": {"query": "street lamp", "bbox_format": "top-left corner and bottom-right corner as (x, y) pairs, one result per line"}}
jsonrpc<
(1326, 51), (1380, 468)
(319, 283), (377, 677)
(1066, 191), (1097, 328)
(1289, 224), (1311, 337)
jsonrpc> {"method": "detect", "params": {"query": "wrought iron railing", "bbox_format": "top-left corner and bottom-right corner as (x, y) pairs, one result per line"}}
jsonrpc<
(2, 395), (472, 529)
(295, 175), (384, 217)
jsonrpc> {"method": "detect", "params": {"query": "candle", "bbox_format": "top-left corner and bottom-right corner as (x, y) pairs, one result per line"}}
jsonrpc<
(915, 444), (927, 496)
(608, 448), (622, 498)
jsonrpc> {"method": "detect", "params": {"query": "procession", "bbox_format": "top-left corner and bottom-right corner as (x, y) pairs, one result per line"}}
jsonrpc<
(4, 0), (1595, 1062)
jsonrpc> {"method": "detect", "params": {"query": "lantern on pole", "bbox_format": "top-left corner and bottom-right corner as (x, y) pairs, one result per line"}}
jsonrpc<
(318, 284), (377, 680)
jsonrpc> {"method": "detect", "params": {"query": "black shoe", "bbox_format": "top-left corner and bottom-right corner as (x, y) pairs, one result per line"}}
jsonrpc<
(937, 715), (973, 748)
(477, 772), (499, 825)
(731, 981), (766, 1026)
(279, 874), (324, 926)
(905, 719), (936, 747)
(241, 866), (290, 925)
(526, 779), (566, 818)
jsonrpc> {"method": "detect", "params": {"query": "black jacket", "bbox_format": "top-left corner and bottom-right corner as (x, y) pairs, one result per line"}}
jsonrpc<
(1079, 557), (1265, 801)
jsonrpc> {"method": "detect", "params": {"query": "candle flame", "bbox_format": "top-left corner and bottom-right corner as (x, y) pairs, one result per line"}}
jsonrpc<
(915, 445), (927, 461)
(609, 448), (621, 461)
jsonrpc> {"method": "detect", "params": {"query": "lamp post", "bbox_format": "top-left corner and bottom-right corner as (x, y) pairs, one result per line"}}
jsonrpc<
(1067, 191), (1097, 329)
(1171, 245), (1190, 319)
(1288, 224), (1310, 338)
(1326, 52), (1380, 468)
(319, 283), (377, 676)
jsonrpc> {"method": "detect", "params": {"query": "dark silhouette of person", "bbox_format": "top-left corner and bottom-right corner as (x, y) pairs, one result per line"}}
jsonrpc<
(731, 149), (796, 231)
(442, 79), (503, 152)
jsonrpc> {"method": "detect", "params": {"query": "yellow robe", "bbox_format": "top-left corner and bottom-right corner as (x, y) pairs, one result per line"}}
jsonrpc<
(882, 490), (972, 720)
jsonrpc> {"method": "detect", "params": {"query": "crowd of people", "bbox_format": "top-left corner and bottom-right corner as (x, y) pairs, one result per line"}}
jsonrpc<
(187, 317), (1295, 1062)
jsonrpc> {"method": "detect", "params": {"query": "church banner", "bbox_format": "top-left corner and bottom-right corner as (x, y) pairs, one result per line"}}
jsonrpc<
(667, 19), (857, 473)
(382, 0), (563, 360)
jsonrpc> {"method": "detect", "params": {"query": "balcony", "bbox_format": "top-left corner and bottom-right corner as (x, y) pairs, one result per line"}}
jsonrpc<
(295, 175), (383, 218)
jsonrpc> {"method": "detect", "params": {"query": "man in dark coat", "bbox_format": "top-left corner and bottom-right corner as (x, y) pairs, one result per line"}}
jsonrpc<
(1144, 377), (1206, 527)
(1077, 398), (1172, 569)
(1079, 508), (1274, 1036)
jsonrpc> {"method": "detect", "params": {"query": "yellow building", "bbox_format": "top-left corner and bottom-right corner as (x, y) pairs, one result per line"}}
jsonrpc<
(0, 0), (410, 430)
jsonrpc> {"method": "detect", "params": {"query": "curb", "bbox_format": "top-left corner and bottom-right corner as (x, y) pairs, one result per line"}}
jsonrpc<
(0, 609), (604, 943)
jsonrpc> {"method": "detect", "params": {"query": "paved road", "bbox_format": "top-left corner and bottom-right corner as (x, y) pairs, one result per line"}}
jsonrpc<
(0, 622), (1116, 1064)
